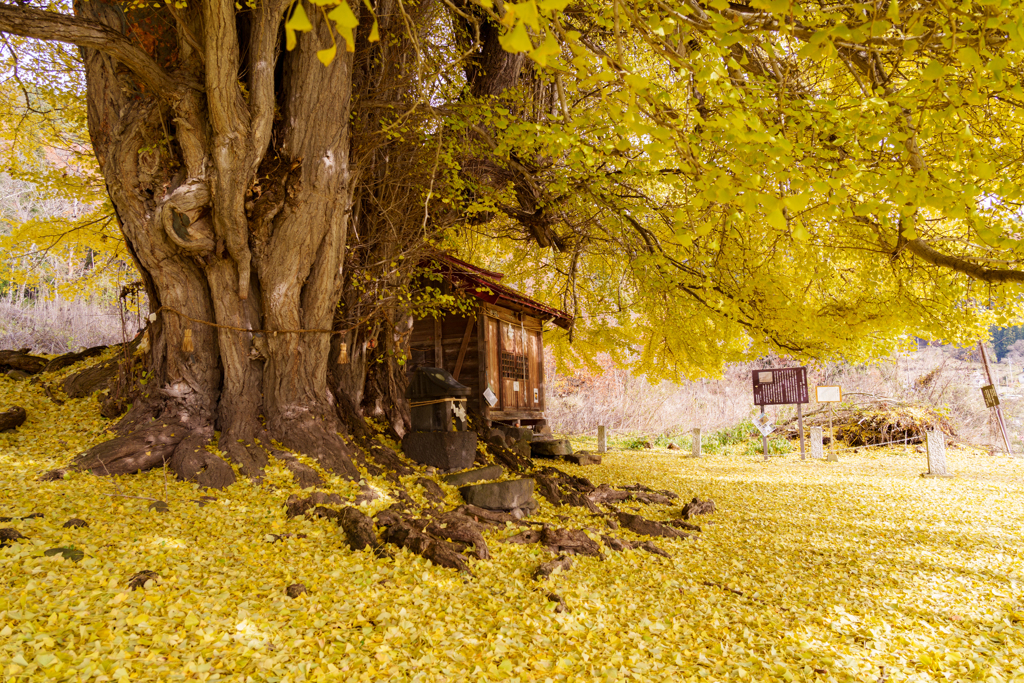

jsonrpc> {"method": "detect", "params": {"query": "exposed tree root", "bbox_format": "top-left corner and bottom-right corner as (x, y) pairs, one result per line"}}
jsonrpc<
(62, 359), (120, 399)
(73, 402), (237, 489)
(540, 526), (603, 557)
(681, 497), (717, 519)
(425, 509), (491, 560)
(616, 512), (691, 539)
(534, 555), (572, 580)
(0, 349), (47, 374)
(588, 484), (633, 505)
(74, 420), (185, 476)
(416, 477), (446, 504)
(170, 431), (237, 489)
(273, 414), (360, 480)
(285, 492), (343, 518)
(271, 450), (325, 489)
(0, 406), (27, 432)
(336, 507), (389, 557)
(43, 344), (109, 373)
(376, 513), (472, 572)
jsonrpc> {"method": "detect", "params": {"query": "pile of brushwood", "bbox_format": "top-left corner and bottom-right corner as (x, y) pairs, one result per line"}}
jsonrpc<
(783, 401), (956, 447)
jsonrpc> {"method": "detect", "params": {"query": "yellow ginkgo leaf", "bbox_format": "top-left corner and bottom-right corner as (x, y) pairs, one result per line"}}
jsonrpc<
(368, 18), (379, 42)
(285, 26), (297, 51)
(327, 1), (358, 28)
(286, 2), (314, 32)
(499, 21), (533, 54)
(317, 45), (337, 65)
(528, 30), (560, 66)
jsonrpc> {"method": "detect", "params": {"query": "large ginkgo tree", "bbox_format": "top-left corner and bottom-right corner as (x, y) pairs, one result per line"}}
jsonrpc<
(0, 0), (1021, 485)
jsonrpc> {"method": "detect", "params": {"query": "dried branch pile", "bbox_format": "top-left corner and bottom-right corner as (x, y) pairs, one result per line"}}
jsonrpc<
(790, 403), (956, 447)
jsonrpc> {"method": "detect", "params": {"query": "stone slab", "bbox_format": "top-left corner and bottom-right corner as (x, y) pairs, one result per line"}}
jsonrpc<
(810, 426), (824, 459)
(443, 464), (504, 488)
(459, 478), (536, 514)
(924, 430), (951, 476)
(531, 438), (573, 458)
(495, 425), (534, 444)
(690, 428), (702, 458)
(402, 431), (477, 471)
(565, 452), (601, 466)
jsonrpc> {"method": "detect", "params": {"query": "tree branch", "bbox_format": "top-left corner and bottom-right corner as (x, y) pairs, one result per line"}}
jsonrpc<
(0, 3), (179, 95)
(901, 238), (1024, 284)
(202, 0), (253, 299)
(247, 0), (291, 179)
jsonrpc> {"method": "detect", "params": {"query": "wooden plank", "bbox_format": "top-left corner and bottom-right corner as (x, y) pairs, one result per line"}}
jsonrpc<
(478, 312), (491, 421)
(434, 317), (443, 370)
(490, 410), (544, 420)
(529, 329), (543, 410)
(535, 329), (546, 412)
(481, 305), (543, 330)
(453, 315), (476, 382)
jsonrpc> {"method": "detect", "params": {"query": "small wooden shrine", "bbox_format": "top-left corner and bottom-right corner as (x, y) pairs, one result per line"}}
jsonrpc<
(408, 254), (571, 428)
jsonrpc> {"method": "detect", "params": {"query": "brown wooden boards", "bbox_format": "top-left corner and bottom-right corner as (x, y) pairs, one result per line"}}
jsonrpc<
(752, 367), (808, 406)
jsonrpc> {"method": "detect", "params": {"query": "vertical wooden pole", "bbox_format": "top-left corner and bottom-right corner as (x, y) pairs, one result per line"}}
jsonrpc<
(597, 425), (607, 453)
(761, 405), (768, 461)
(452, 316), (475, 382)
(434, 317), (443, 370)
(797, 402), (806, 460)
(979, 341), (1013, 456)
(827, 405), (838, 462)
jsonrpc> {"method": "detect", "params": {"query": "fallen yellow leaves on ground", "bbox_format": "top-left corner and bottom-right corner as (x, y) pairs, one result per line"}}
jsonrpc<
(2, 372), (1024, 682)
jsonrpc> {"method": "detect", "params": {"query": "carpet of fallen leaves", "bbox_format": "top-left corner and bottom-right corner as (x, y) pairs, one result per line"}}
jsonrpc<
(3, 370), (1024, 682)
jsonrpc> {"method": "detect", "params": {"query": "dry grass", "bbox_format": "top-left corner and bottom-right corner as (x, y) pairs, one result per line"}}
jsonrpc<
(0, 297), (139, 354)
(547, 347), (1024, 454)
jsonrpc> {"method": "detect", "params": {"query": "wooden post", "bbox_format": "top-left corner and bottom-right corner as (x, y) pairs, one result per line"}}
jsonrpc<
(434, 317), (443, 370)
(597, 426), (607, 453)
(797, 402), (806, 460)
(979, 341), (1013, 456)
(691, 428), (702, 458)
(761, 405), (768, 461)
(452, 316), (476, 382)
(827, 405), (838, 462)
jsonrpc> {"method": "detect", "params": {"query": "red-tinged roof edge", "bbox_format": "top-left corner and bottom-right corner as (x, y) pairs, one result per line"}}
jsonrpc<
(429, 252), (573, 330)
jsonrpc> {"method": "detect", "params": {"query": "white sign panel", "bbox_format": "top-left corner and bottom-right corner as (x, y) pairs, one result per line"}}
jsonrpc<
(753, 412), (775, 437)
(483, 387), (498, 407)
(816, 386), (842, 403)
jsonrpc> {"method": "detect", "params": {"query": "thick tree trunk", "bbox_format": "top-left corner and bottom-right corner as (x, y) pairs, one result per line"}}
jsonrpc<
(68, 0), (363, 486)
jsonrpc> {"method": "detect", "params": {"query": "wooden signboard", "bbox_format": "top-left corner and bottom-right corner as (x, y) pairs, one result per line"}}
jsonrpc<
(752, 367), (808, 406)
(751, 366), (809, 461)
(816, 386), (842, 403)
(981, 384), (1000, 409)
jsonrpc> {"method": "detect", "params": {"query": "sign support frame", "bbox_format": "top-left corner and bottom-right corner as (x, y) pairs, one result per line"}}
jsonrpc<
(979, 341), (1012, 457)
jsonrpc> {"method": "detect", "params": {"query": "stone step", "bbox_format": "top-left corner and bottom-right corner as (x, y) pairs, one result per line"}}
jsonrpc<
(531, 438), (573, 458)
(442, 464), (504, 488)
(459, 478), (538, 517)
